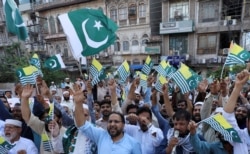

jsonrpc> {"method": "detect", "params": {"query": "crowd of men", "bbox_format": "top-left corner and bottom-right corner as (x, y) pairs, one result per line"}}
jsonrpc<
(0, 69), (250, 154)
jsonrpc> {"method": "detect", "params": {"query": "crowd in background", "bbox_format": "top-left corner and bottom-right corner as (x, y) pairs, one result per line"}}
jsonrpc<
(0, 69), (250, 154)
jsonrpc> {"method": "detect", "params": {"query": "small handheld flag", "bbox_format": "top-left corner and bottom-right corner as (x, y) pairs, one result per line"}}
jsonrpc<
(155, 75), (168, 93)
(202, 114), (242, 143)
(117, 60), (130, 83)
(141, 56), (153, 75)
(44, 54), (66, 71)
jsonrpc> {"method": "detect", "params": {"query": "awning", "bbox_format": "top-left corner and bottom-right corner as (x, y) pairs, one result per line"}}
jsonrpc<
(130, 64), (143, 70)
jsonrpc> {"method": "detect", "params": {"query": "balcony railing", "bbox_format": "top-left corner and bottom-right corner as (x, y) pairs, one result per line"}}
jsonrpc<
(33, 0), (93, 11)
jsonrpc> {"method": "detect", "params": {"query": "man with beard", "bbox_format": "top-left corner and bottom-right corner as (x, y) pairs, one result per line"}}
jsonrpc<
(235, 105), (248, 129)
(223, 69), (250, 153)
(73, 83), (142, 154)
(21, 83), (67, 154)
(124, 106), (164, 154)
(12, 103), (34, 141)
(61, 90), (74, 115)
(192, 102), (203, 123)
(4, 119), (38, 153)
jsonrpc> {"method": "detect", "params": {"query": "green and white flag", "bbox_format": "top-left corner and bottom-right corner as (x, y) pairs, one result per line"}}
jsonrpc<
(3, 0), (28, 41)
(58, 8), (118, 57)
(0, 136), (15, 153)
(44, 54), (66, 71)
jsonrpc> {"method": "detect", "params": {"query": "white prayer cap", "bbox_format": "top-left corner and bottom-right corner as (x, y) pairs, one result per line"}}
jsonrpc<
(194, 102), (204, 106)
(214, 107), (223, 114)
(83, 104), (89, 110)
(5, 119), (22, 127)
(51, 88), (56, 91)
(63, 91), (69, 95)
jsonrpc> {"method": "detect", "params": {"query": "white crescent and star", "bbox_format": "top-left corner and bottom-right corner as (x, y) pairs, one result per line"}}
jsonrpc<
(189, 80), (195, 87)
(17, 71), (22, 78)
(239, 53), (248, 59)
(50, 59), (57, 68)
(82, 18), (109, 49)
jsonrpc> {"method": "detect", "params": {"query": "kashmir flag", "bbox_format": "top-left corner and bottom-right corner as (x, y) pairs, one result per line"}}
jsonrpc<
(203, 114), (242, 143)
(0, 136), (15, 153)
(171, 63), (197, 94)
(3, 0), (28, 41)
(58, 8), (118, 57)
(30, 53), (43, 77)
(89, 58), (103, 78)
(44, 54), (66, 71)
(139, 73), (148, 91)
(117, 60), (130, 82)
(16, 65), (39, 85)
(141, 56), (153, 75)
(155, 75), (168, 93)
(41, 133), (53, 152)
(91, 70), (107, 86)
(225, 41), (250, 66)
(155, 60), (176, 77)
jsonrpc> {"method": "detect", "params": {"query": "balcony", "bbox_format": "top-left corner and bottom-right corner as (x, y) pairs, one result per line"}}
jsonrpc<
(160, 20), (194, 34)
(33, 0), (94, 11)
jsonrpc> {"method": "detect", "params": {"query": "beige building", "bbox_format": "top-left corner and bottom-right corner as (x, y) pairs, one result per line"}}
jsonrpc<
(160, 0), (250, 76)
(17, 0), (161, 75)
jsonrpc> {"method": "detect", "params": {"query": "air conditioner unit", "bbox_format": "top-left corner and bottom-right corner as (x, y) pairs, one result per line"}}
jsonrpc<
(173, 51), (179, 56)
(229, 19), (237, 25)
(223, 20), (227, 26)
(223, 48), (229, 55)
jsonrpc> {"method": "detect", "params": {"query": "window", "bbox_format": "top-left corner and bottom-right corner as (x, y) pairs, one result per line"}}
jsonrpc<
(110, 8), (117, 22)
(114, 42), (120, 51)
(199, 0), (219, 23)
(57, 15), (63, 33)
(169, 34), (188, 55)
(119, 5), (128, 20)
(169, 1), (189, 21)
(222, 0), (242, 20)
(128, 4), (137, 18)
(123, 41), (129, 51)
(132, 40), (139, 46)
(139, 3), (146, 18)
(49, 16), (56, 34)
(197, 34), (217, 54)
(0, 29), (6, 43)
(56, 44), (61, 54)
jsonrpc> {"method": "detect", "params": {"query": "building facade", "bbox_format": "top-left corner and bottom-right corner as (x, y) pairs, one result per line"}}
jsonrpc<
(160, 0), (250, 76)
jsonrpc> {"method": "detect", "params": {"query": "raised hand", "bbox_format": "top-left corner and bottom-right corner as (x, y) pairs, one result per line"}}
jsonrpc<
(108, 79), (116, 92)
(162, 83), (169, 95)
(235, 70), (249, 88)
(21, 84), (33, 99)
(73, 83), (84, 104)
(188, 121), (197, 135)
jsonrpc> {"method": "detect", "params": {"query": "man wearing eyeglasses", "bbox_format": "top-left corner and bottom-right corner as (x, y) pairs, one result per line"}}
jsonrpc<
(74, 83), (142, 154)
(4, 119), (38, 154)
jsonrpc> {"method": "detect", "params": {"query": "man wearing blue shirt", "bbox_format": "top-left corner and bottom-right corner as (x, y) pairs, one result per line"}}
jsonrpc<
(74, 83), (142, 154)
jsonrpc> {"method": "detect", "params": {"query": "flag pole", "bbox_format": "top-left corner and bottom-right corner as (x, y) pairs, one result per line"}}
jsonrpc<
(220, 63), (226, 80)
(78, 57), (83, 77)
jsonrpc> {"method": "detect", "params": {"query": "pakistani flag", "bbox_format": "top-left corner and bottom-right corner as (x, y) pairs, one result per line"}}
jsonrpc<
(225, 41), (250, 66)
(58, 8), (118, 57)
(203, 114), (242, 143)
(117, 60), (130, 83)
(0, 136), (15, 153)
(16, 65), (39, 85)
(155, 75), (168, 93)
(171, 63), (197, 94)
(141, 56), (153, 75)
(3, 0), (28, 41)
(44, 54), (66, 71)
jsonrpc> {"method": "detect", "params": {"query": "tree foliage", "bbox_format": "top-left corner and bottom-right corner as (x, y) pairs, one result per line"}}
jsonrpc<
(0, 43), (67, 84)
